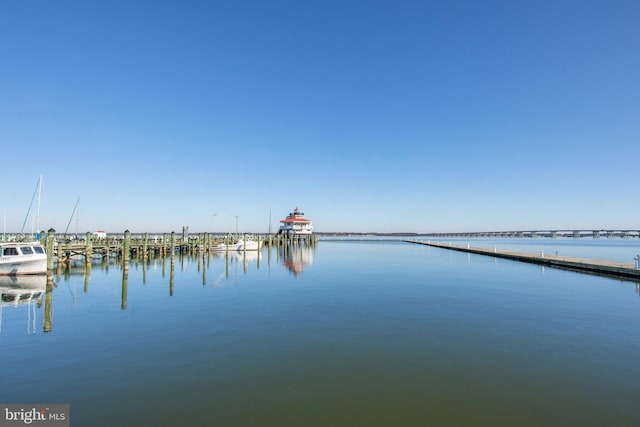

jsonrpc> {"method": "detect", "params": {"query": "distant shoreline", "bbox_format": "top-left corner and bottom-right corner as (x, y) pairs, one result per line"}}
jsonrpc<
(3, 230), (639, 239)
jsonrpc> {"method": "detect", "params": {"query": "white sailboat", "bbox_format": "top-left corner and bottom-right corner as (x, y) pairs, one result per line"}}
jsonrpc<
(212, 213), (262, 252)
(1, 176), (48, 275)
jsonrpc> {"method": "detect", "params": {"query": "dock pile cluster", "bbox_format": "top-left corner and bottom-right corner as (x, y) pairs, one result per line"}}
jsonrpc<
(26, 229), (318, 267)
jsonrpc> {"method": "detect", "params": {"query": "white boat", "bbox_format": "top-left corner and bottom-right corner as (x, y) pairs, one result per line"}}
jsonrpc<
(211, 235), (262, 252)
(0, 242), (47, 275)
(278, 207), (313, 235)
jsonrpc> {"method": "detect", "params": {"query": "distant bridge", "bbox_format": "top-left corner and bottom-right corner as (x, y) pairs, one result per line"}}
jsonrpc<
(316, 230), (640, 239)
(417, 230), (640, 239)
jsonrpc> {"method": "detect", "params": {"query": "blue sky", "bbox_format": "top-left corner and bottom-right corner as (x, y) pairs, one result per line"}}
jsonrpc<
(1, 0), (638, 233)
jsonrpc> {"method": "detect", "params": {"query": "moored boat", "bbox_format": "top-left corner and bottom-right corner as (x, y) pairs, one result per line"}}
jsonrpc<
(0, 242), (47, 275)
(211, 235), (262, 252)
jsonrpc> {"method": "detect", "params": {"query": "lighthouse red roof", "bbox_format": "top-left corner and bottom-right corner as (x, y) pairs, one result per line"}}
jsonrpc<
(280, 207), (311, 223)
(280, 217), (311, 223)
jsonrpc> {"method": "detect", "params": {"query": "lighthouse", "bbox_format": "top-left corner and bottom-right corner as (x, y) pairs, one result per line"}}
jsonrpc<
(278, 208), (313, 236)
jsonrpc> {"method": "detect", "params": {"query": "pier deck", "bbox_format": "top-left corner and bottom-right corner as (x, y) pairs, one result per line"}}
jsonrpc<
(406, 240), (640, 281)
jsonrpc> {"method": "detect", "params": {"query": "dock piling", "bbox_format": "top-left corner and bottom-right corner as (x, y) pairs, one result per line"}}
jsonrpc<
(85, 232), (92, 265)
(46, 228), (55, 273)
(123, 230), (131, 271)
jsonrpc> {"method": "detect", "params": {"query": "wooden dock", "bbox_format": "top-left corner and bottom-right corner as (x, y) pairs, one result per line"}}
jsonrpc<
(406, 240), (640, 281)
(30, 229), (318, 266)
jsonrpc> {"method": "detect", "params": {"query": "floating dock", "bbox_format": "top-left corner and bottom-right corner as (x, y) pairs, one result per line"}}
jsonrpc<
(406, 240), (640, 281)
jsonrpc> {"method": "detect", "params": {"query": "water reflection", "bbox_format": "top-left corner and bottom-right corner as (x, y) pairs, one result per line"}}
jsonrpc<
(84, 263), (91, 293)
(278, 244), (314, 277)
(169, 256), (175, 296)
(0, 275), (46, 334)
(3, 240), (639, 339)
(210, 250), (259, 280)
(0, 275), (46, 305)
(44, 280), (53, 333)
(121, 267), (128, 310)
(2, 243), (319, 333)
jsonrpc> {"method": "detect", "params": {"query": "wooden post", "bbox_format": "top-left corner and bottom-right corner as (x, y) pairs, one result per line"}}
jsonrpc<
(162, 233), (167, 257)
(143, 232), (148, 260)
(123, 230), (131, 270)
(170, 231), (176, 259)
(46, 228), (55, 273)
(56, 238), (63, 265)
(170, 236), (175, 297)
(85, 231), (92, 265)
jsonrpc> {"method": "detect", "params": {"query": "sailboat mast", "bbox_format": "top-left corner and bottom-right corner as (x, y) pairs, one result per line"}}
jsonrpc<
(20, 176), (41, 234)
(64, 197), (80, 236)
(35, 175), (42, 235)
(76, 197), (80, 235)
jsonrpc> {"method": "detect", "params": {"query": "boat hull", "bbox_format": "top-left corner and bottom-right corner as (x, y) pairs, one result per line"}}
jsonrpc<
(0, 257), (47, 275)
(211, 241), (262, 252)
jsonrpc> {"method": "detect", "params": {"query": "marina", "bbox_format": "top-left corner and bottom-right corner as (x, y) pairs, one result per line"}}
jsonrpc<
(1, 228), (317, 266)
(1, 239), (639, 426)
(3, 1), (638, 425)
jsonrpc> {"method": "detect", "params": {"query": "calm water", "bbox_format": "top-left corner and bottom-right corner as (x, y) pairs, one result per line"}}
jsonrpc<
(1, 239), (640, 426)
